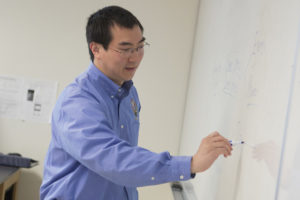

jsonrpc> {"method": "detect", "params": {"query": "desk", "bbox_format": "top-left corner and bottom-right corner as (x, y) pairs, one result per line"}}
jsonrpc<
(0, 166), (20, 200)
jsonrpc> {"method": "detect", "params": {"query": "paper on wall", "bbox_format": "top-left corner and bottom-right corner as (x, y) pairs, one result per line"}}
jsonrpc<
(0, 75), (58, 123)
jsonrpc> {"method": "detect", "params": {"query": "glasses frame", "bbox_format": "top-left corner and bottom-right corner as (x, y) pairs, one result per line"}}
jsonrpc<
(110, 42), (150, 58)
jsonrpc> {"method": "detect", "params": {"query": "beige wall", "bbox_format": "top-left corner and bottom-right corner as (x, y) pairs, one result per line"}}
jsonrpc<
(0, 0), (199, 199)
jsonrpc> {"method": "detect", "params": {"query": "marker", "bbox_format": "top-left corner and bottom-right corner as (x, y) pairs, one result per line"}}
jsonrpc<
(229, 140), (245, 146)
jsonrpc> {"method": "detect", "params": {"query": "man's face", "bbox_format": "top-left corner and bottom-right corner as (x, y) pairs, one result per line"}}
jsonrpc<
(94, 25), (144, 86)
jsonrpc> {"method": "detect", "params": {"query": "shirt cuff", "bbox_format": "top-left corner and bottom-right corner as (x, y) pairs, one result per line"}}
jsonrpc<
(170, 156), (193, 181)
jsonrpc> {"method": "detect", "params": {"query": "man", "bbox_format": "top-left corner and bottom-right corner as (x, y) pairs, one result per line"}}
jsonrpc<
(40, 6), (232, 200)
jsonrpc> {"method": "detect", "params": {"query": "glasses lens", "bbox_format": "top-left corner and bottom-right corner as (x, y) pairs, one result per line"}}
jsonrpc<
(116, 42), (149, 58)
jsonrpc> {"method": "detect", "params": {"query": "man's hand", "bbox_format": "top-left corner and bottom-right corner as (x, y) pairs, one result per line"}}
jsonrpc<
(191, 131), (232, 173)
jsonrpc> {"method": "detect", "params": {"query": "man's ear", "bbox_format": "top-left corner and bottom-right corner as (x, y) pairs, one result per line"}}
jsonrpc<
(90, 42), (103, 59)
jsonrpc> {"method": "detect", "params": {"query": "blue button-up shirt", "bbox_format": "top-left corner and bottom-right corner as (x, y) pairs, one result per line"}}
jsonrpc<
(40, 62), (192, 200)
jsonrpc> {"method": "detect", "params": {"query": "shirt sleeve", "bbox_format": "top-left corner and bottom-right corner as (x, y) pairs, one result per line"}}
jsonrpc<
(54, 91), (193, 187)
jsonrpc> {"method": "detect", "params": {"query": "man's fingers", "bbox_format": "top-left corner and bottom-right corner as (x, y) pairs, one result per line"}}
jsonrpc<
(213, 140), (232, 150)
(206, 134), (232, 153)
(192, 132), (233, 173)
(208, 132), (231, 145)
(213, 147), (232, 157)
(206, 140), (232, 157)
(208, 131), (221, 137)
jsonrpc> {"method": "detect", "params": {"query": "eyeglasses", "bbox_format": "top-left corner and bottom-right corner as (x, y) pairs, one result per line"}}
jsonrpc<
(110, 42), (150, 58)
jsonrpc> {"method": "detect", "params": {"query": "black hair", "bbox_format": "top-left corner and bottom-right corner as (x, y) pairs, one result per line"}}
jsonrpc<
(86, 6), (144, 61)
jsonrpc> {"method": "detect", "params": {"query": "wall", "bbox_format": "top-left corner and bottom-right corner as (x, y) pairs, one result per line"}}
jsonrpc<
(0, 0), (199, 199)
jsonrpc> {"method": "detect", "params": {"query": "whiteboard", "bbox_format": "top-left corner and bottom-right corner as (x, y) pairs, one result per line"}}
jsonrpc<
(179, 0), (300, 199)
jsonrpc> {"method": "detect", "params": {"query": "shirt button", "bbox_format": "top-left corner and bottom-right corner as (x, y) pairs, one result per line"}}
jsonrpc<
(180, 175), (184, 180)
(121, 125), (124, 129)
(111, 95), (114, 99)
(151, 177), (155, 181)
(118, 89), (122, 92)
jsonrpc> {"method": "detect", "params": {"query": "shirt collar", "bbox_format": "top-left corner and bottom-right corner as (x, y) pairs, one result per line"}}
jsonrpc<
(87, 62), (133, 99)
